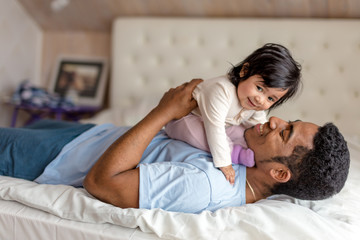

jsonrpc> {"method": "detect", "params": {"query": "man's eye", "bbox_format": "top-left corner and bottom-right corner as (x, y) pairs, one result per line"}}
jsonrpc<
(280, 130), (284, 139)
(257, 86), (263, 92)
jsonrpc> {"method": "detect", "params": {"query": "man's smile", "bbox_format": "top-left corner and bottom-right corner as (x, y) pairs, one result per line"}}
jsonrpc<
(252, 123), (264, 136)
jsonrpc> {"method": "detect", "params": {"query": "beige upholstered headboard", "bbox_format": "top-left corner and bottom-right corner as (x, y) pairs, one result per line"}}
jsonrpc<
(109, 17), (360, 136)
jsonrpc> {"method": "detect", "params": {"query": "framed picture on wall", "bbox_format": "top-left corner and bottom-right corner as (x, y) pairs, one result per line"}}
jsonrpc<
(49, 56), (109, 107)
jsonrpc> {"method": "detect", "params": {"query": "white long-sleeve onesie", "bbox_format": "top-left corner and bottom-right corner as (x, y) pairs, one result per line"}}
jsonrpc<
(192, 75), (267, 167)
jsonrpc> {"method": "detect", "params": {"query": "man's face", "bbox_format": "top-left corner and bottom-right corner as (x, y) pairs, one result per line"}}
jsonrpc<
(244, 117), (319, 163)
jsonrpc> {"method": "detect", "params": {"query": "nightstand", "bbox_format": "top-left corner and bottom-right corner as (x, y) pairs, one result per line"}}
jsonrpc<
(9, 103), (101, 127)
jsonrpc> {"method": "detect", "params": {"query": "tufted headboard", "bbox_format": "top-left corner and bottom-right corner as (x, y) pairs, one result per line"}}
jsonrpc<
(109, 18), (360, 136)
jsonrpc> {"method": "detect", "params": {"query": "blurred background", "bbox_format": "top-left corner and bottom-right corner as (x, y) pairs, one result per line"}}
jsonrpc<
(0, 0), (359, 127)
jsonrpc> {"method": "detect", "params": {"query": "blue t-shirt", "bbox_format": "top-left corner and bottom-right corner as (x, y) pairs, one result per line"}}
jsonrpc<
(36, 123), (246, 213)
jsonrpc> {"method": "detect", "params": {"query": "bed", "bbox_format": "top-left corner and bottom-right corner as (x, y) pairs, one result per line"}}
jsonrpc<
(1, 18), (359, 239)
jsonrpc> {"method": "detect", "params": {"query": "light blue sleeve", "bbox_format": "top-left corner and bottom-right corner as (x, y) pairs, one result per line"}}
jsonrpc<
(35, 124), (129, 187)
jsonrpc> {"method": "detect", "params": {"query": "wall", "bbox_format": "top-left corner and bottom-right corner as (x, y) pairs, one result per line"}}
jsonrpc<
(0, 0), (42, 127)
(41, 31), (110, 88)
(0, 0), (110, 127)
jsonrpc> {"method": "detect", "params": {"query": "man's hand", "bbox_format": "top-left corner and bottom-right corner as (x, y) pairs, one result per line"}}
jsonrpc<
(220, 165), (236, 185)
(155, 78), (203, 122)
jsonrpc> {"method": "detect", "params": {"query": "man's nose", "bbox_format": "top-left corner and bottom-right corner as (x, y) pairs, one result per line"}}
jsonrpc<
(269, 116), (287, 129)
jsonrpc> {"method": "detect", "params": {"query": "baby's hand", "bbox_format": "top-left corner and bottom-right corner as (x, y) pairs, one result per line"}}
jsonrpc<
(220, 165), (236, 185)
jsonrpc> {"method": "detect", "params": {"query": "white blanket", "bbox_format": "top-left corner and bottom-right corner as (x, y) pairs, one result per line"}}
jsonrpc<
(1, 135), (359, 240)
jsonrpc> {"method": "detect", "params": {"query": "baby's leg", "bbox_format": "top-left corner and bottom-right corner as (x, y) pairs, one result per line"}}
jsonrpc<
(231, 145), (255, 167)
(165, 114), (210, 152)
(227, 125), (255, 167)
(166, 115), (255, 167)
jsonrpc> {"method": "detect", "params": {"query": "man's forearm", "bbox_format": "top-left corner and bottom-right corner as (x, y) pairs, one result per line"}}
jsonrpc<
(84, 79), (202, 199)
(89, 107), (171, 179)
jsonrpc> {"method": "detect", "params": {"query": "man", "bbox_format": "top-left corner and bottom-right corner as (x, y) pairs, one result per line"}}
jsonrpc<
(83, 79), (350, 212)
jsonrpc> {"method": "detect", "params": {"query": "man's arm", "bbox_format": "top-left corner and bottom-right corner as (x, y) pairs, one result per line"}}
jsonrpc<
(83, 79), (202, 208)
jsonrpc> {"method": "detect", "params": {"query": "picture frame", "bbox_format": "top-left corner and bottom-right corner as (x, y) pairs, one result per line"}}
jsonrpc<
(48, 56), (109, 107)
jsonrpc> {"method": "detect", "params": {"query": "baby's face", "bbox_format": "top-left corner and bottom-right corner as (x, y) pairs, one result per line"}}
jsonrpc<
(236, 75), (287, 111)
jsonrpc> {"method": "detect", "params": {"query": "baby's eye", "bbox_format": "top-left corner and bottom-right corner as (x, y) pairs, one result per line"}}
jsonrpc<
(268, 96), (274, 102)
(257, 86), (263, 92)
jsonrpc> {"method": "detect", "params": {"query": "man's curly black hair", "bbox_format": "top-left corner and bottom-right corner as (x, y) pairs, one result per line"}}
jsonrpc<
(270, 123), (350, 200)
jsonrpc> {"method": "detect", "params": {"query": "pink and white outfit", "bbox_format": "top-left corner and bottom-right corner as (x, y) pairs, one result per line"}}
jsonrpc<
(165, 75), (267, 167)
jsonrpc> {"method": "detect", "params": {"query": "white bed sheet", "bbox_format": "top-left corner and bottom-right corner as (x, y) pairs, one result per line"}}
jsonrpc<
(0, 200), (159, 240)
(1, 134), (359, 240)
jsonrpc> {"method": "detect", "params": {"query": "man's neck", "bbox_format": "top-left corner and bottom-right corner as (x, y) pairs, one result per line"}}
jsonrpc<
(245, 167), (273, 203)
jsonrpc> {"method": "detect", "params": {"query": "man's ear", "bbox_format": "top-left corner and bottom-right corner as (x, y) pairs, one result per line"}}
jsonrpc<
(239, 63), (249, 78)
(270, 168), (291, 183)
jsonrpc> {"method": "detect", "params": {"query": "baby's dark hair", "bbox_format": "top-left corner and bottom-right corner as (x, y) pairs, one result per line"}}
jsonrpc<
(228, 43), (302, 111)
(270, 123), (350, 200)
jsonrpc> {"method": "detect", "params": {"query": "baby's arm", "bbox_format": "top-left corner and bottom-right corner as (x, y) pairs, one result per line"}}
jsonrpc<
(194, 80), (236, 183)
(166, 113), (236, 184)
(219, 165), (235, 184)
